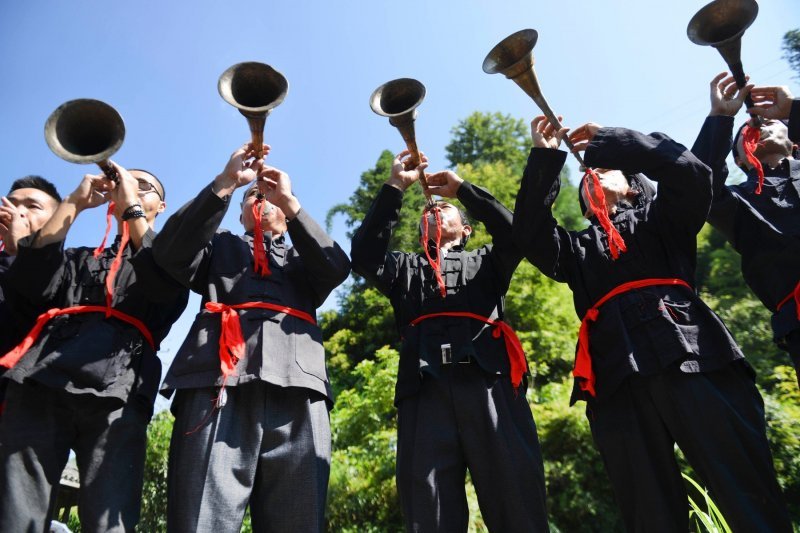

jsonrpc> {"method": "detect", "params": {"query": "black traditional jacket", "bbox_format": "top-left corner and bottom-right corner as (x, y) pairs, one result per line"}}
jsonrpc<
(514, 128), (745, 403)
(351, 182), (523, 404)
(3, 230), (188, 408)
(691, 100), (800, 343)
(152, 183), (350, 403)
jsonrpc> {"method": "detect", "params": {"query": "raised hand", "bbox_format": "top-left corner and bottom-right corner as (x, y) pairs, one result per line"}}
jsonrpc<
(213, 142), (271, 197)
(531, 115), (569, 149)
(67, 173), (114, 212)
(747, 86), (795, 121)
(0, 198), (27, 254)
(425, 170), (463, 199)
(709, 72), (753, 117)
(257, 165), (301, 218)
(568, 123), (603, 153)
(387, 150), (429, 192)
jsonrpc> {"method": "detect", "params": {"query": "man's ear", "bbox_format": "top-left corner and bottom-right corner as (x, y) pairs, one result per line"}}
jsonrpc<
(462, 225), (472, 237)
(157, 201), (166, 215)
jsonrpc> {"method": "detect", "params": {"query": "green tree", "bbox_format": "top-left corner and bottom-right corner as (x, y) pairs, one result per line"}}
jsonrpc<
(139, 410), (173, 532)
(445, 111), (530, 172)
(783, 29), (800, 79)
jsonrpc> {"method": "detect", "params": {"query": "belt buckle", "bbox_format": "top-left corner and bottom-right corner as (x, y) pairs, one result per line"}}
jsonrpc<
(441, 343), (453, 364)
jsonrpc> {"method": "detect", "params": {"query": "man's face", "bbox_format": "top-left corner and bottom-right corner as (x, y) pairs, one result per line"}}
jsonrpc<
(130, 170), (166, 223)
(580, 169), (630, 217)
(736, 120), (794, 166)
(240, 183), (287, 234)
(420, 202), (470, 244)
(6, 187), (59, 235)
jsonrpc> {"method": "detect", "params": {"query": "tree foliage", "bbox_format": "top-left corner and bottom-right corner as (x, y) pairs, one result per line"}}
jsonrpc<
(783, 29), (800, 79)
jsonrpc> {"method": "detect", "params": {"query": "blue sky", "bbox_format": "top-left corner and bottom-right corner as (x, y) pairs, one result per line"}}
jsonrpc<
(2, 0), (797, 408)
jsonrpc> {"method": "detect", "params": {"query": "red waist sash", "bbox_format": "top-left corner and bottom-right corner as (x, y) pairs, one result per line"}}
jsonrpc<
(409, 311), (528, 388)
(204, 301), (317, 385)
(575, 278), (692, 397)
(776, 280), (800, 321)
(0, 305), (155, 370)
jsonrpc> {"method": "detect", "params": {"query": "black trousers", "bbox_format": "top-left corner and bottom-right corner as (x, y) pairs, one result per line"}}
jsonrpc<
(396, 363), (549, 533)
(0, 380), (151, 533)
(587, 363), (792, 533)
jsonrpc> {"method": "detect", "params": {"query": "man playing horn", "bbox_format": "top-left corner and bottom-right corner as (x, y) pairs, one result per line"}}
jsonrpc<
(692, 73), (800, 387)
(350, 150), (548, 532)
(513, 116), (791, 531)
(152, 142), (350, 532)
(0, 165), (188, 532)
(0, 176), (61, 415)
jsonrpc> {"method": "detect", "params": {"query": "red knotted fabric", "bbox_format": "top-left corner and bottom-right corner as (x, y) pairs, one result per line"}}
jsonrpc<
(0, 305), (155, 370)
(741, 125), (765, 195)
(582, 168), (627, 260)
(409, 311), (528, 388)
(251, 199), (271, 277)
(777, 280), (800, 321)
(421, 206), (446, 298)
(93, 202), (116, 258)
(204, 300), (317, 390)
(575, 278), (692, 397)
(104, 220), (130, 311)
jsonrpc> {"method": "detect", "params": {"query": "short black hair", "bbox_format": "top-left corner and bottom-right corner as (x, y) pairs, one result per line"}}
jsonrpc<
(128, 168), (166, 201)
(8, 175), (61, 203)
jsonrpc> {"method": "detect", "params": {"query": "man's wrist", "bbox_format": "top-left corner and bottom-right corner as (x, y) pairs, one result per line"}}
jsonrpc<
(212, 175), (238, 197)
(386, 178), (408, 192)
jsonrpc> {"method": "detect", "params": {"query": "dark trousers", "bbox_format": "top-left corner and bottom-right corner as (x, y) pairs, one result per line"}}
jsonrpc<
(396, 364), (549, 533)
(0, 380), (150, 533)
(587, 363), (792, 533)
(167, 381), (331, 533)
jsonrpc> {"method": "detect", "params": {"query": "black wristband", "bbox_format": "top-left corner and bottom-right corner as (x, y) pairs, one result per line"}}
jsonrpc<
(121, 204), (146, 221)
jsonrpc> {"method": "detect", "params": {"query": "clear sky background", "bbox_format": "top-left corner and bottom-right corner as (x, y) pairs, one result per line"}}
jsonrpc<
(1, 0), (798, 409)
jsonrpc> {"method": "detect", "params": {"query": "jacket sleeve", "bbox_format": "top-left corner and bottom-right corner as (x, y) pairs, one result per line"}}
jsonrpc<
(286, 208), (351, 308)
(690, 115), (740, 242)
(350, 184), (408, 296)
(512, 147), (575, 283)
(6, 235), (69, 308)
(152, 183), (229, 294)
(584, 127), (713, 236)
(457, 181), (522, 288)
(128, 230), (192, 304)
(790, 99), (800, 144)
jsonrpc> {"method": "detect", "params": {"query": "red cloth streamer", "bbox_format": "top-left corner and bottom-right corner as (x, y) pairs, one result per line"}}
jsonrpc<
(104, 221), (130, 312)
(0, 240), (5, 253)
(251, 200), (271, 277)
(582, 169), (627, 260)
(93, 202), (116, 259)
(421, 207), (446, 298)
(741, 125), (765, 195)
(0, 305), (155, 370)
(409, 311), (528, 389)
(776, 280), (800, 321)
(204, 300), (317, 390)
(575, 278), (692, 397)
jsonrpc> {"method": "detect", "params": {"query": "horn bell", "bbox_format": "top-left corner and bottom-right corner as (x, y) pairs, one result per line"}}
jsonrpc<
(44, 99), (125, 165)
(687, 0), (758, 48)
(218, 62), (289, 116)
(369, 78), (426, 127)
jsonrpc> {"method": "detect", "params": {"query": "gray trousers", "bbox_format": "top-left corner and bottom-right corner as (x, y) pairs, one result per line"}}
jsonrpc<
(0, 380), (150, 533)
(396, 364), (549, 533)
(167, 381), (331, 533)
(587, 362), (792, 533)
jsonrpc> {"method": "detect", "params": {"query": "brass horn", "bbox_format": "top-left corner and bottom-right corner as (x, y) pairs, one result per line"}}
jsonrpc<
(44, 99), (125, 181)
(370, 78), (435, 207)
(483, 29), (585, 166)
(218, 62), (288, 159)
(687, 0), (759, 120)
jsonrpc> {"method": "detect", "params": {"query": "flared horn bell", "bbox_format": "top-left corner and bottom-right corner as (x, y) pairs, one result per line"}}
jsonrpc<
(218, 62), (288, 158)
(483, 29), (583, 166)
(44, 99), (125, 166)
(687, 0), (758, 69)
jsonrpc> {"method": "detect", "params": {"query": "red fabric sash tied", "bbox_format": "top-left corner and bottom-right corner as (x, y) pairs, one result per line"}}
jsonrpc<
(582, 168), (627, 259)
(204, 301), (317, 389)
(741, 125), (765, 195)
(776, 280), (800, 321)
(409, 311), (528, 388)
(575, 278), (692, 397)
(0, 305), (155, 370)
(421, 207), (446, 298)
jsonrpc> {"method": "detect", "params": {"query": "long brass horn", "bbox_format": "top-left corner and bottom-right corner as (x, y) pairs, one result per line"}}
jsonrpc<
(218, 62), (289, 159)
(483, 29), (584, 166)
(370, 78), (435, 207)
(44, 99), (125, 181)
(687, 0), (759, 120)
